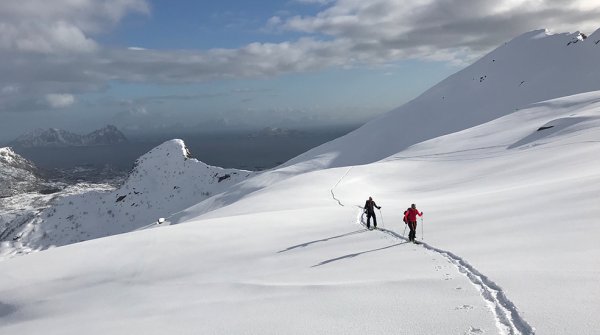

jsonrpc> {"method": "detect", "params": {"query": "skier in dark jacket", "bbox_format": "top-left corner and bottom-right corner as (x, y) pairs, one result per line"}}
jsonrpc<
(363, 196), (381, 229)
(403, 204), (423, 242)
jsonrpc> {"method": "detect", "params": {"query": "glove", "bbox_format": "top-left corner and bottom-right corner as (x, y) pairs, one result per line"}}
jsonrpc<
(378, 206), (382, 209)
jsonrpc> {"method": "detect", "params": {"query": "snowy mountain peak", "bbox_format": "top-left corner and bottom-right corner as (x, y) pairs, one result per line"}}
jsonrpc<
(123, 139), (244, 196)
(133, 139), (192, 163)
(8, 139), (253, 252)
(83, 124), (128, 146)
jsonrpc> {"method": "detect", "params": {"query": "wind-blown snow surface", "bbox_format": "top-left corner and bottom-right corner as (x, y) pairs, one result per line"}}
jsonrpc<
(2, 30), (600, 334)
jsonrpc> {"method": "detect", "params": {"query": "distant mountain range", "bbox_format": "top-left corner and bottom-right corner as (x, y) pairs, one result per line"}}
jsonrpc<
(10, 125), (128, 148)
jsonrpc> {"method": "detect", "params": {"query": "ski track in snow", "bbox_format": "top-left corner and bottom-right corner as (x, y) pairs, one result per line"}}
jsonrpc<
(330, 169), (535, 335)
(417, 236), (535, 335)
(330, 167), (353, 207)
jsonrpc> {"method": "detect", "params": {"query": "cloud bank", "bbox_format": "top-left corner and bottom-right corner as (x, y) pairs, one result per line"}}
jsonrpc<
(1, 0), (600, 113)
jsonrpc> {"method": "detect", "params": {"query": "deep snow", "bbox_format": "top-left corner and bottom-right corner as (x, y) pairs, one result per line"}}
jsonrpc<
(1, 29), (600, 335)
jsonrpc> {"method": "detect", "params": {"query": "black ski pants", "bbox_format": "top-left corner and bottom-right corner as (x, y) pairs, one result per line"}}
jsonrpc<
(366, 211), (377, 228)
(408, 221), (417, 241)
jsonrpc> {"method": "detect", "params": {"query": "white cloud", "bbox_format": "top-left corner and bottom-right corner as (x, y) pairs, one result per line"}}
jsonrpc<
(2, 0), (600, 113)
(46, 93), (75, 108)
(0, 0), (149, 32)
(2, 21), (98, 54)
(275, 0), (600, 53)
(0, 0), (148, 54)
(1, 85), (19, 95)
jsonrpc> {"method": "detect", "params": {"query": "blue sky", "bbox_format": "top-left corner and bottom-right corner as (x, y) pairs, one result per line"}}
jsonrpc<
(1, 0), (599, 140)
(93, 0), (459, 133)
(101, 1), (319, 49)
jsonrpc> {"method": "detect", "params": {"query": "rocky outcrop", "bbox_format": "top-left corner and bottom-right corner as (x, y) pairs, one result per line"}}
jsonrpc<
(0, 147), (43, 198)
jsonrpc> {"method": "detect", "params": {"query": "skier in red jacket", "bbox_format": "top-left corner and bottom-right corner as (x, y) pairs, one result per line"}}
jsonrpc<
(403, 204), (423, 242)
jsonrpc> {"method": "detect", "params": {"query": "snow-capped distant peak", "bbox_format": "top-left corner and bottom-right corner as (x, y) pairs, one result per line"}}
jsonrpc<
(83, 125), (128, 146)
(10, 125), (127, 148)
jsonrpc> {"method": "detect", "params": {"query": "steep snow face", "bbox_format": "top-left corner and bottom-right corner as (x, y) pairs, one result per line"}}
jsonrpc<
(10, 125), (127, 148)
(2, 140), (252, 257)
(285, 29), (600, 168)
(0, 147), (42, 198)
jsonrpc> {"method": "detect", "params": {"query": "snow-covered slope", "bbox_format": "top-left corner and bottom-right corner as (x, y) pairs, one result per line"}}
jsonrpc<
(1, 29), (600, 335)
(1, 91), (599, 334)
(285, 29), (600, 168)
(1, 182), (115, 258)
(1, 139), (252, 257)
(0, 147), (43, 198)
(162, 29), (600, 222)
(0, 148), (104, 255)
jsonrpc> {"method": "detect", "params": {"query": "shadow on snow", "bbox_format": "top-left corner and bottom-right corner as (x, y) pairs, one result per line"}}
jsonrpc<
(277, 229), (368, 253)
(311, 241), (408, 267)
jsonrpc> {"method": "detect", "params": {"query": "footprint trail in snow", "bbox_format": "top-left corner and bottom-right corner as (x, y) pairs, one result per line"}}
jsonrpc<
(330, 169), (535, 335)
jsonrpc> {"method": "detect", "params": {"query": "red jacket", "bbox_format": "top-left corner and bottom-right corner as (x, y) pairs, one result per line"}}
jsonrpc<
(404, 208), (422, 222)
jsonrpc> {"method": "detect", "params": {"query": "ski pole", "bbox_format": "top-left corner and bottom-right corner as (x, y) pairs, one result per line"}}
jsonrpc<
(403, 223), (407, 238)
(421, 216), (424, 240)
(378, 208), (385, 229)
